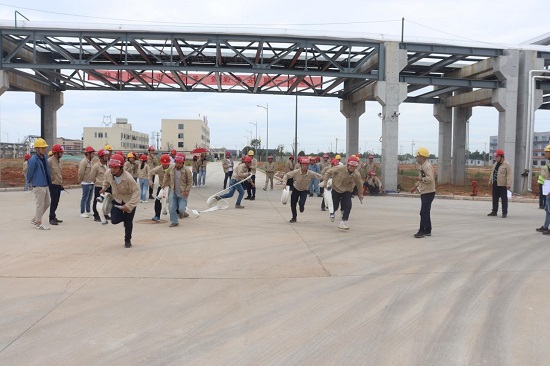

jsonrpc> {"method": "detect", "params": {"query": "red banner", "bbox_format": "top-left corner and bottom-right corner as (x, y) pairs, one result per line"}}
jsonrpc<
(88, 71), (322, 88)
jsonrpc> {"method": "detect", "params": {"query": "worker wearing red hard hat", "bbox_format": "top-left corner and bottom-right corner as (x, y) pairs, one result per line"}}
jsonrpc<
(100, 153), (140, 248)
(90, 149), (111, 222)
(284, 155), (296, 191)
(162, 153), (193, 226)
(146, 146), (159, 199)
(487, 148), (513, 218)
(215, 156), (253, 209)
(263, 155), (276, 191)
(48, 144), (65, 226)
(149, 154), (171, 221)
(282, 157), (323, 223)
(319, 157), (336, 212)
(222, 151), (234, 189)
(137, 154), (150, 203)
(78, 146), (96, 218)
(244, 150), (257, 200)
(169, 149), (177, 163)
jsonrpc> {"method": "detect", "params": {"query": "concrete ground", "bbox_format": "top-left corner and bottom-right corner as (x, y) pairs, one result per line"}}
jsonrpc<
(1, 162), (549, 365)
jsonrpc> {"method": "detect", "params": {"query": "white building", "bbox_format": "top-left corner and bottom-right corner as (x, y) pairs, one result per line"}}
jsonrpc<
(161, 117), (210, 152)
(491, 132), (550, 166)
(83, 118), (149, 151)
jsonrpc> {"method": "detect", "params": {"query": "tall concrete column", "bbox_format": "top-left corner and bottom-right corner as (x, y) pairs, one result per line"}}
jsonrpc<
(340, 99), (365, 156)
(0, 71), (10, 95)
(35, 91), (63, 147)
(374, 42), (408, 191)
(516, 50), (544, 193)
(452, 106), (471, 186)
(434, 98), (452, 184)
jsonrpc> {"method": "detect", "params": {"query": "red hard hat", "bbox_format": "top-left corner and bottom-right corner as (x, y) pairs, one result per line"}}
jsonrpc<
(174, 153), (185, 163)
(243, 156), (252, 163)
(331, 158), (339, 166)
(369, 170), (376, 176)
(315, 156), (321, 162)
(140, 155), (148, 162)
(115, 151), (123, 157)
(24, 153), (31, 160)
(51, 144), (64, 153)
(323, 154), (329, 158)
(300, 157), (309, 164)
(225, 151), (231, 156)
(97, 149), (109, 157)
(170, 149), (177, 155)
(347, 155), (359, 166)
(109, 154), (124, 168)
(84, 146), (95, 153)
(289, 155), (294, 159)
(495, 149), (505, 157)
(148, 146), (155, 151)
(160, 154), (170, 164)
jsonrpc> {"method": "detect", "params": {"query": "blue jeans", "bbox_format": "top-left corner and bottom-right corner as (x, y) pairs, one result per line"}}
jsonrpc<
(169, 191), (188, 224)
(544, 199), (550, 228)
(198, 170), (206, 186)
(24, 174), (30, 191)
(139, 178), (149, 201)
(220, 179), (244, 205)
(81, 184), (94, 213)
(192, 172), (198, 186)
(309, 179), (320, 195)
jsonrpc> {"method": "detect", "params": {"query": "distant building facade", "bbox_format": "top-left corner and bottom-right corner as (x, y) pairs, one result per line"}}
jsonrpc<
(161, 117), (210, 152)
(83, 118), (149, 151)
(491, 132), (550, 166)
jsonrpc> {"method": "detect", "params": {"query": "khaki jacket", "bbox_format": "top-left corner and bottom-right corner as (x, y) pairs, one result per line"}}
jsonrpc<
(283, 168), (322, 191)
(89, 161), (107, 186)
(489, 159), (513, 188)
(78, 157), (93, 183)
(163, 165), (193, 194)
(199, 157), (208, 171)
(415, 161), (436, 194)
(222, 158), (234, 173)
(249, 158), (258, 174)
(319, 160), (330, 171)
(264, 161), (275, 174)
(232, 163), (251, 181)
(366, 176), (382, 189)
(48, 156), (63, 185)
(284, 159), (295, 173)
(149, 165), (167, 186)
(323, 165), (363, 197)
(102, 169), (140, 210)
(191, 159), (201, 173)
(146, 154), (159, 170)
(137, 163), (150, 179)
(23, 161), (28, 176)
(124, 160), (138, 178)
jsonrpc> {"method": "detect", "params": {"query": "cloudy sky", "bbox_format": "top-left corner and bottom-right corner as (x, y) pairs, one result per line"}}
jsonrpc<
(0, 0), (549, 155)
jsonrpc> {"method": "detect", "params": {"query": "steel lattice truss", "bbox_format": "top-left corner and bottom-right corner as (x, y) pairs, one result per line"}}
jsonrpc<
(0, 27), (522, 104)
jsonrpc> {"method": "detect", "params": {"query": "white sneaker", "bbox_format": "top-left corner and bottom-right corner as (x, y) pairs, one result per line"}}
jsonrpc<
(80, 213), (89, 218)
(338, 220), (350, 230)
(36, 224), (50, 230)
(86, 211), (91, 216)
(144, 200), (148, 203)
(329, 213), (335, 222)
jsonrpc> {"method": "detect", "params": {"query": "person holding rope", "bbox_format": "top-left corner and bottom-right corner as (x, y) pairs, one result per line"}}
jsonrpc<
(215, 155), (253, 209)
(282, 157), (323, 223)
(149, 154), (171, 222)
(90, 149), (110, 222)
(163, 153), (193, 227)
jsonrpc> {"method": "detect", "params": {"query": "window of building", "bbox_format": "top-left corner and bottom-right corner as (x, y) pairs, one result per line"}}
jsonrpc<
(178, 124), (184, 130)
(178, 133), (184, 139)
(94, 132), (97, 138)
(178, 142), (184, 148)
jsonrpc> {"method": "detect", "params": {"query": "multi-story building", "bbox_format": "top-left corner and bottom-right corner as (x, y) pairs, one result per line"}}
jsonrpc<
(83, 118), (149, 152)
(161, 117), (210, 152)
(490, 132), (550, 166)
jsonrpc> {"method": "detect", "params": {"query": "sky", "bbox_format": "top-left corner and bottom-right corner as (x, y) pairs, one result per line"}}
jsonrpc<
(0, 0), (549, 155)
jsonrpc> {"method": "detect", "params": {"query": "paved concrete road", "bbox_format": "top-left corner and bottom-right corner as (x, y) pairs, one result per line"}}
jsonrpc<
(1, 162), (549, 365)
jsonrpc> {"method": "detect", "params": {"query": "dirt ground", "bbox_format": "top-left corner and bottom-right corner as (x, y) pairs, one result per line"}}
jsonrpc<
(1, 158), (541, 198)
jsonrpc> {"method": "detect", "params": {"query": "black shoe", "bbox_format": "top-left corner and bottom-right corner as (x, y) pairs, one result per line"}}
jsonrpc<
(540, 206), (545, 210)
(289, 218), (296, 223)
(321, 207), (326, 211)
(543, 230), (550, 235)
(249, 197), (255, 201)
(502, 214), (507, 218)
(414, 230), (425, 238)
(49, 219), (58, 226)
(487, 212), (497, 216)
(55, 218), (63, 223)
(536, 226), (548, 232)
(244, 196), (251, 200)
(425, 232), (431, 236)
(309, 194), (313, 197)
(317, 194), (323, 197)
(149, 195), (154, 199)
(94, 217), (101, 222)
(125, 240), (132, 248)
(105, 215), (111, 220)
(299, 205), (304, 213)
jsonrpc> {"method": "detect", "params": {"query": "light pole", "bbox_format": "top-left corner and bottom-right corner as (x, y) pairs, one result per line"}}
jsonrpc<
(249, 121), (258, 157)
(246, 130), (252, 146)
(257, 103), (268, 161)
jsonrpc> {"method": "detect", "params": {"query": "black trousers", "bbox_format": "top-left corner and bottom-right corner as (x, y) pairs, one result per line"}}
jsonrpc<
(49, 184), (62, 221)
(332, 190), (352, 221)
(366, 183), (380, 195)
(287, 177), (294, 191)
(224, 172), (232, 189)
(491, 183), (508, 214)
(540, 183), (546, 208)
(419, 192), (435, 234)
(290, 189), (308, 219)
(111, 200), (136, 242)
(154, 187), (162, 217)
(92, 186), (102, 219)
(246, 174), (256, 198)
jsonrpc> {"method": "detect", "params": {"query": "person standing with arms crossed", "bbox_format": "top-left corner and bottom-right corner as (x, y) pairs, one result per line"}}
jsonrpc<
(90, 149), (110, 222)
(487, 149), (513, 218)
(411, 147), (436, 238)
(48, 144), (64, 226)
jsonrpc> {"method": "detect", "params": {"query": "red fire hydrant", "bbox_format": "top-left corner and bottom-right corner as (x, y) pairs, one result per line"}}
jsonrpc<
(471, 179), (478, 196)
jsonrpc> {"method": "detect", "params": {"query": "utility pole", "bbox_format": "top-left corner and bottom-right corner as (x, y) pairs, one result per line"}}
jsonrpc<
(411, 140), (415, 160)
(335, 138), (338, 154)
(156, 132), (160, 150)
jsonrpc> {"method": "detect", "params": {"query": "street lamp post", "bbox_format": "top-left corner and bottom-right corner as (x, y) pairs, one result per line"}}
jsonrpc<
(257, 103), (268, 161)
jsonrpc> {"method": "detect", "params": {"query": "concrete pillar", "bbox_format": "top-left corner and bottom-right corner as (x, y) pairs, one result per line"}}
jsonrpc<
(434, 97), (452, 184)
(374, 42), (408, 191)
(0, 71), (10, 95)
(516, 50), (544, 193)
(340, 99), (365, 156)
(35, 91), (63, 148)
(452, 105), (471, 186)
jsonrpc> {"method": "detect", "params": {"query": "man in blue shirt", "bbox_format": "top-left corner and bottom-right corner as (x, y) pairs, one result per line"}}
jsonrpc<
(27, 138), (52, 230)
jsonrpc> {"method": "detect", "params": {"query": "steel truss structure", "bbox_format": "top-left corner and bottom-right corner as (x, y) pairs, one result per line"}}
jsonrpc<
(0, 26), (547, 106)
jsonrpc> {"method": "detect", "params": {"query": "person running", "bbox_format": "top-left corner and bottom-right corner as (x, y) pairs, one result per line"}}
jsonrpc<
(90, 149), (110, 222)
(411, 147), (436, 238)
(78, 146), (96, 218)
(48, 144), (64, 226)
(263, 155), (275, 191)
(320, 158), (339, 211)
(149, 153), (171, 222)
(163, 153), (193, 227)
(283, 157), (323, 223)
(487, 148), (513, 218)
(244, 150), (257, 200)
(146, 146), (159, 199)
(23, 153), (31, 192)
(27, 138), (52, 230)
(137, 155), (150, 203)
(216, 155), (253, 209)
(323, 155), (363, 230)
(100, 154), (140, 248)
(222, 151), (234, 189)
(283, 155), (296, 190)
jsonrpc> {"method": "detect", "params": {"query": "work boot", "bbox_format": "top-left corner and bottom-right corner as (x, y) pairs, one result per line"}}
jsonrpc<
(124, 240), (132, 248)
(289, 218), (296, 223)
(235, 204), (245, 209)
(55, 218), (63, 223)
(487, 212), (497, 217)
(543, 230), (550, 235)
(414, 230), (425, 238)
(299, 204), (304, 213)
(502, 213), (507, 218)
(536, 226), (548, 232)
(49, 219), (58, 226)
(263, 187), (267, 191)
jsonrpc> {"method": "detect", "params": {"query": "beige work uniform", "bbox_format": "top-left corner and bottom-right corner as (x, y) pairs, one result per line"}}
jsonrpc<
(90, 161), (107, 186)
(163, 165), (193, 194)
(48, 156), (63, 185)
(489, 159), (513, 188)
(415, 161), (436, 194)
(283, 169), (322, 191)
(102, 169), (140, 211)
(323, 165), (363, 198)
